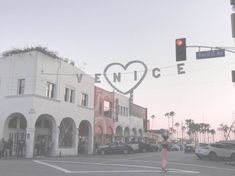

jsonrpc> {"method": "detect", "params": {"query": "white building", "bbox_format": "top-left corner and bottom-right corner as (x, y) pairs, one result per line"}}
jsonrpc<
(0, 49), (94, 158)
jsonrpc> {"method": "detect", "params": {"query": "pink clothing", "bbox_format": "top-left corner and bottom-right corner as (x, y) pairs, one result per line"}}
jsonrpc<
(161, 148), (168, 170)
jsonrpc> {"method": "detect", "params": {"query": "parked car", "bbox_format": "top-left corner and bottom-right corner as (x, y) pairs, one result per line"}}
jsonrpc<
(195, 142), (235, 161)
(149, 144), (159, 152)
(97, 142), (133, 155)
(128, 141), (149, 152)
(184, 144), (195, 153)
(127, 141), (159, 152)
(169, 144), (180, 151)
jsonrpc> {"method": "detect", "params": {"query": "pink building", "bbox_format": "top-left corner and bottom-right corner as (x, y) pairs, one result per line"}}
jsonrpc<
(94, 87), (115, 145)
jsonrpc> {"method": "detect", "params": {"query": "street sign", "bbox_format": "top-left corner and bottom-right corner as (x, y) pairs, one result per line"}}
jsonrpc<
(196, 49), (225, 59)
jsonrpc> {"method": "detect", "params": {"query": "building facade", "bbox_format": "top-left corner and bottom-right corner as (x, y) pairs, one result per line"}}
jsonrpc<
(0, 50), (94, 158)
(94, 87), (147, 145)
(113, 92), (146, 143)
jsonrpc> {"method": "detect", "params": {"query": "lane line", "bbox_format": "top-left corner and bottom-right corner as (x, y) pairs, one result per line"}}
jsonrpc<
(67, 170), (199, 174)
(41, 159), (161, 169)
(40, 159), (200, 174)
(33, 160), (72, 173)
(119, 158), (235, 172)
(69, 170), (163, 173)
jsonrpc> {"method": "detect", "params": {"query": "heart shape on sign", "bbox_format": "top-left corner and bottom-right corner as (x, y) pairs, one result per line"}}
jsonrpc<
(103, 60), (148, 94)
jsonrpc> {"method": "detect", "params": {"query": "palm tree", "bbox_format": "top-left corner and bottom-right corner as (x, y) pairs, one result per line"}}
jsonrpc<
(165, 113), (170, 130)
(226, 121), (235, 140)
(198, 123), (208, 143)
(185, 119), (194, 140)
(169, 127), (176, 135)
(175, 122), (180, 138)
(218, 123), (229, 141)
(199, 123), (204, 143)
(170, 111), (175, 130)
(210, 129), (216, 142)
(204, 123), (210, 143)
(193, 123), (200, 145)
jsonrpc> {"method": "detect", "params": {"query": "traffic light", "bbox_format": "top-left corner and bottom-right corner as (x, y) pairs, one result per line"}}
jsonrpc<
(175, 38), (186, 61)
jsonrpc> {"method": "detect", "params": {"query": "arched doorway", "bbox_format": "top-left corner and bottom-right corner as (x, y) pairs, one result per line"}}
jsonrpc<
(124, 127), (130, 143)
(78, 120), (92, 154)
(34, 114), (56, 156)
(59, 117), (76, 148)
(115, 126), (123, 142)
(95, 125), (103, 145)
(4, 113), (27, 156)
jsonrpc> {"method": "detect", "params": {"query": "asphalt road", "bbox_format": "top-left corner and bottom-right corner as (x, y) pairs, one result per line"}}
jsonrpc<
(0, 152), (234, 176)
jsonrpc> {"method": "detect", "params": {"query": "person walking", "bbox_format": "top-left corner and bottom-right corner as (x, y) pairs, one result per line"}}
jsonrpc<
(161, 134), (169, 172)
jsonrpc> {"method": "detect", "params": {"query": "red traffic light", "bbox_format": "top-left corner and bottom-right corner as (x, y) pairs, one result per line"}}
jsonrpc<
(176, 39), (184, 46)
(175, 38), (186, 61)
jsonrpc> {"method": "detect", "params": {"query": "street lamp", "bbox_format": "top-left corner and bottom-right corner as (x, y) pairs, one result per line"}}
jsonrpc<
(151, 115), (156, 130)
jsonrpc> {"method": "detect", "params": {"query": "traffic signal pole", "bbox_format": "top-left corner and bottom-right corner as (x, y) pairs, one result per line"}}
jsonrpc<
(186, 45), (235, 54)
(175, 38), (235, 62)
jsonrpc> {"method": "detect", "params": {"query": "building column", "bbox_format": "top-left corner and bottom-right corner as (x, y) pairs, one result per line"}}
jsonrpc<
(88, 127), (94, 154)
(26, 128), (35, 158)
(75, 128), (79, 155)
(52, 127), (60, 156)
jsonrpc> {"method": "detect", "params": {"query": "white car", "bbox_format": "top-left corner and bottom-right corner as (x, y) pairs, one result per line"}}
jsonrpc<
(195, 142), (235, 161)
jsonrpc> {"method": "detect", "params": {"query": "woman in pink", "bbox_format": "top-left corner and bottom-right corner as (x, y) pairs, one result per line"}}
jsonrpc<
(161, 135), (169, 172)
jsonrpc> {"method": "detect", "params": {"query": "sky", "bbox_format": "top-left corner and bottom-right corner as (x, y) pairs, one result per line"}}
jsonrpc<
(0, 0), (235, 139)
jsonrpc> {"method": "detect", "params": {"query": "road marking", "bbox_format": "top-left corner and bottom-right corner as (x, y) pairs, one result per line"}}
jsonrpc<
(67, 170), (190, 174)
(120, 158), (235, 172)
(33, 160), (72, 173)
(40, 159), (200, 174)
(41, 159), (162, 169)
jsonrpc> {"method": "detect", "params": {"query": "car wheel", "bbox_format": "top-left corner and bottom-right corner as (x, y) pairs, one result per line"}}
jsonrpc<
(208, 152), (217, 160)
(100, 150), (105, 155)
(231, 153), (235, 162)
(123, 149), (128, 154)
